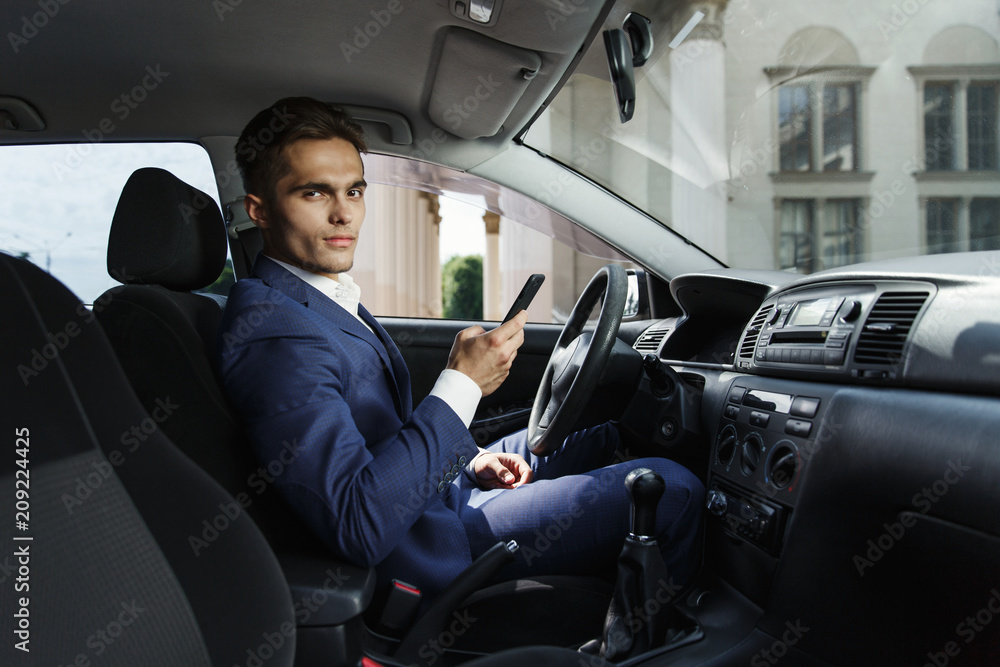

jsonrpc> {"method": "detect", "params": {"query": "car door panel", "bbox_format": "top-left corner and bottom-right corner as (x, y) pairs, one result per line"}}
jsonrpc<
(378, 318), (559, 444)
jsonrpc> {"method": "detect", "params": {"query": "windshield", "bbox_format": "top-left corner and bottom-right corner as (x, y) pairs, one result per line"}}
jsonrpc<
(524, 0), (1000, 274)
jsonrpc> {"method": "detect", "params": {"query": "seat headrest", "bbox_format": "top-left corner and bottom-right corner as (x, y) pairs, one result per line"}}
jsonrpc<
(108, 167), (227, 291)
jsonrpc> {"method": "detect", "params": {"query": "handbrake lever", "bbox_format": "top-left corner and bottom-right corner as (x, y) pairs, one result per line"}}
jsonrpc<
(394, 540), (518, 663)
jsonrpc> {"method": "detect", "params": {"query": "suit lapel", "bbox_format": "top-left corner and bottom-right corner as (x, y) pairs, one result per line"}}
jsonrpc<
(358, 303), (413, 417)
(252, 256), (410, 419)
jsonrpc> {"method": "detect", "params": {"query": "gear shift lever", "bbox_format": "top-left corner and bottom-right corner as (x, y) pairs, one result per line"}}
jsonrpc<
(600, 468), (685, 661)
(627, 467), (664, 538)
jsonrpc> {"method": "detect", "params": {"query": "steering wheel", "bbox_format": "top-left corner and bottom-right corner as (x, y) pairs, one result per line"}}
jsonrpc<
(527, 264), (629, 455)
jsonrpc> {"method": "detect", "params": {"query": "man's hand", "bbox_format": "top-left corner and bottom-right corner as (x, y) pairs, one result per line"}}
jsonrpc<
(474, 451), (534, 489)
(446, 310), (528, 397)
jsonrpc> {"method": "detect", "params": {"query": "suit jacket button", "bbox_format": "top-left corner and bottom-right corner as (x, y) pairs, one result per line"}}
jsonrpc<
(451, 464), (461, 475)
(437, 481), (446, 493)
(459, 456), (468, 466)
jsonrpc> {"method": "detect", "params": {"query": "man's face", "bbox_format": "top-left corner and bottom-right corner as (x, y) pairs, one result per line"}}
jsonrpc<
(246, 137), (366, 280)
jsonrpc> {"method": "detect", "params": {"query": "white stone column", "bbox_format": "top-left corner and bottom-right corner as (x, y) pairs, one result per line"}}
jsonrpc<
(482, 211), (501, 320)
(500, 217), (554, 322)
(668, 0), (729, 261)
(958, 197), (972, 252)
(956, 79), (970, 171)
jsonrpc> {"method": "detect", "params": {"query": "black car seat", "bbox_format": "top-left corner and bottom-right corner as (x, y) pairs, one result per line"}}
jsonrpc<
(92, 167), (376, 664)
(0, 252), (295, 666)
(94, 167), (318, 551)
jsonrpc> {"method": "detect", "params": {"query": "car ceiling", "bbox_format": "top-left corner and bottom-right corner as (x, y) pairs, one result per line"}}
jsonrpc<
(2, 0), (726, 278)
(0, 0), (623, 169)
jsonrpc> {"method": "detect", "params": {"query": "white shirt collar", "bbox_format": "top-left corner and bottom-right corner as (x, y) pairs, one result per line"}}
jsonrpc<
(266, 255), (368, 328)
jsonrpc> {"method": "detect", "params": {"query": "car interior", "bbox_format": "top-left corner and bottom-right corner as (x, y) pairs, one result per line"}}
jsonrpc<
(2, 0), (999, 666)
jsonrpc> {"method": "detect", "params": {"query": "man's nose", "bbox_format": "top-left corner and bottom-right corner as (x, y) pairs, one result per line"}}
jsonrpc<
(329, 198), (351, 225)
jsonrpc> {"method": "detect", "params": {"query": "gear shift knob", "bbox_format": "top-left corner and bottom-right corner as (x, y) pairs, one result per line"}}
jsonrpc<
(625, 467), (665, 538)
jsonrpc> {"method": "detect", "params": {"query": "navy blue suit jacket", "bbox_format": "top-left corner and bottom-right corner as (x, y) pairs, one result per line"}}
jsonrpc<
(216, 255), (481, 596)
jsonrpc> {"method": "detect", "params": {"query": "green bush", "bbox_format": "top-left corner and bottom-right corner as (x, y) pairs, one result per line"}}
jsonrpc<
(442, 254), (483, 320)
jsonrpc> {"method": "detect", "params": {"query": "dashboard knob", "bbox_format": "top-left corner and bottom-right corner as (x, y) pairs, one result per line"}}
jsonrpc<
(841, 300), (862, 322)
(767, 307), (781, 325)
(706, 490), (728, 516)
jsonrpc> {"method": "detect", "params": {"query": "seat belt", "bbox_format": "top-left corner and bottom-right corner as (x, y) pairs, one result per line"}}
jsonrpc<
(224, 198), (262, 276)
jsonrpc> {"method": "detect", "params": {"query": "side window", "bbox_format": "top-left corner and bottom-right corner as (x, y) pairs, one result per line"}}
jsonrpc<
(351, 183), (633, 323)
(0, 143), (223, 304)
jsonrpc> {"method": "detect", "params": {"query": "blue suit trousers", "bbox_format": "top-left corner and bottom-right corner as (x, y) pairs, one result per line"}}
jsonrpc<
(453, 423), (704, 587)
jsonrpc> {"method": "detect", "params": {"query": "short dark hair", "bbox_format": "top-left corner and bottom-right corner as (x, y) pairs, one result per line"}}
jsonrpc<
(235, 97), (367, 198)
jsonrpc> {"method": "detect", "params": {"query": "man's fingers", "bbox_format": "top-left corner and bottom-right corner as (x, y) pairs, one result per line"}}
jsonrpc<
(458, 325), (486, 341)
(489, 460), (515, 484)
(494, 310), (528, 337)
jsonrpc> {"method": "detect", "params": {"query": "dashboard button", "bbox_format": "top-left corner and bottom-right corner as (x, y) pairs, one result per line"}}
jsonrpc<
(785, 419), (812, 437)
(790, 396), (820, 418)
(824, 349), (845, 365)
(725, 405), (740, 420)
(728, 386), (746, 404)
(749, 411), (770, 427)
(809, 349), (824, 364)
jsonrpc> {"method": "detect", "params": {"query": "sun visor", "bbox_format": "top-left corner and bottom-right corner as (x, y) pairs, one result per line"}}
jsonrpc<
(429, 28), (541, 140)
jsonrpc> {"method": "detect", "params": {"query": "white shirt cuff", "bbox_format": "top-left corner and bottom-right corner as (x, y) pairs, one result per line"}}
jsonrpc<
(429, 369), (482, 428)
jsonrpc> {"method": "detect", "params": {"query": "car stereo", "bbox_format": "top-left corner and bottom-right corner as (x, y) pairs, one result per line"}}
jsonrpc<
(749, 286), (872, 371)
(737, 281), (934, 381)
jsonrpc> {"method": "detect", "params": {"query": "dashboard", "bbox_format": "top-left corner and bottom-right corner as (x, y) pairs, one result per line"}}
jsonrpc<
(625, 251), (1000, 664)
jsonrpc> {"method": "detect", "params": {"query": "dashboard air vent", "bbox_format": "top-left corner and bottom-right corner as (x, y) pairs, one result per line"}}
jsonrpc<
(853, 292), (929, 365)
(738, 304), (774, 360)
(633, 321), (672, 353)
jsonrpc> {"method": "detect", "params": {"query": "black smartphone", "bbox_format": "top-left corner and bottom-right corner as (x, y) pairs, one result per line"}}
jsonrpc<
(501, 273), (545, 323)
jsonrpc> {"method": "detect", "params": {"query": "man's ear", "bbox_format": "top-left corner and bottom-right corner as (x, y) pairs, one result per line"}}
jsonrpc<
(244, 193), (270, 229)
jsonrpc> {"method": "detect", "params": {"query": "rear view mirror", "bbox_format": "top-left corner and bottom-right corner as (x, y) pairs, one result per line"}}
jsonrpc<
(603, 29), (635, 123)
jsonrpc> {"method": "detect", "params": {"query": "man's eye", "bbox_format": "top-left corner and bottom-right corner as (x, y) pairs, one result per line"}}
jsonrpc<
(304, 190), (322, 198)
(349, 189), (364, 198)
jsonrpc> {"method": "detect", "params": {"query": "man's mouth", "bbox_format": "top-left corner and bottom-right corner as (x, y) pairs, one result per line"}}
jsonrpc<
(324, 236), (355, 248)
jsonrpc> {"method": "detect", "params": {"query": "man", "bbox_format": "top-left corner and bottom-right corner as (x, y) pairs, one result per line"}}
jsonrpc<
(217, 97), (703, 605)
